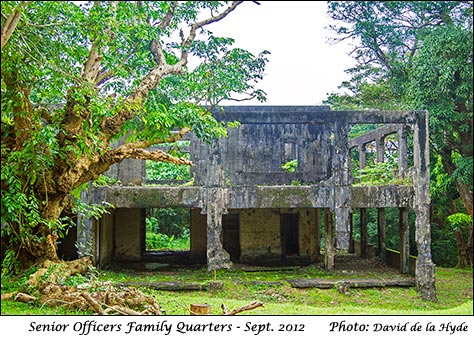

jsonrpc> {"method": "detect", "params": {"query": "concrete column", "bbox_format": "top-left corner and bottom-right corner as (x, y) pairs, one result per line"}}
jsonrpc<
(324, 208), (334, 270)
(205, 188), (231, 271)
(377, 208), (386, 263)
(398, 125), (408, 176)
(358, 144), (366, 170)
(349, 211), (354, 254)
(360, 208), (368, 258)
(399, 207), (410, 274)
(77, 185), (97, 263)
(376, 136), (385, 163)
(312, 208), (320, 262)
(203, 139), (231, 271)
(332, 120), (351, 250)
(412, 111), (437, 301)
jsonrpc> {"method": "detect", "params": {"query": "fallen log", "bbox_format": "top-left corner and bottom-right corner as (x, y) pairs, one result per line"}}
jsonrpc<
(224, 301), (264, 315)
(81, 292), (106, 315)
(287, 278), (415, 289)
(15, 292), (37, 303)
(119, 281), (206, 291)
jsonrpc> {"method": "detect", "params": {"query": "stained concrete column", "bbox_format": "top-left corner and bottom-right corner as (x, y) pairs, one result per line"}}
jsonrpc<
(312, 208), (321, 262)
(412, 110), (437, 301)
(77, 185), (97, 264)
(375, 136), (387, 263)
(398, 125), (408, 176)
(377, 208), (386, 263)
(203, 139), (231, 271)
(376, 136), (385, 164)
(332, 120), (351, 250)
(324, 208), (334, 270)
(349, 211), (354, 254)
(360, 208), (368, 258)
(399, 207), (410, 274)
(358, 144), (366, 170)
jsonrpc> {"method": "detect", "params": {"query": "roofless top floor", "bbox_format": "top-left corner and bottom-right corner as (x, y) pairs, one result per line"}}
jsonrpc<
(105, 106), (426, 188)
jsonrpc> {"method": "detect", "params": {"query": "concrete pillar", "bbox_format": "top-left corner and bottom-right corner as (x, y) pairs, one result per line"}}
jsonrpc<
(77, 185), (97, 263)
(412, 110), (437, 301)
(377, 208), (386, 263)
(203, 139), (231, 271)
(399, 207), (410, 274)
(324, 208), (334, 270)
(360, 208), (368, 258)
(98, 211), (114, 268)
(310, 208), (320, 262)
(332, 120), (351, 250)
(358, 144), (366, 170)
(376, 136), (385, 163)
(349, 211), (354, 254)
(398, 125), (408, 176)
(205, 188), (231, 271)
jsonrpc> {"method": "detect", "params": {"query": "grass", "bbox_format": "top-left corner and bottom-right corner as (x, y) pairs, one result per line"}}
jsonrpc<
(1, 264), (472, 316)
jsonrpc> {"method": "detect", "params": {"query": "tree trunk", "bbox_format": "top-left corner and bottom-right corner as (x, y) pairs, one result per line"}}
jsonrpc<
(440, 149), (473, 217)
(457, 182), (473, 217)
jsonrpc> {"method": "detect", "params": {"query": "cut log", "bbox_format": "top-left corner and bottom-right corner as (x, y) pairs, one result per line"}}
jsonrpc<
(15, 293), (37, 303)
(119, 281), (205, 291)
(190, 303), (211, 315)
(287, 278), (415, 289)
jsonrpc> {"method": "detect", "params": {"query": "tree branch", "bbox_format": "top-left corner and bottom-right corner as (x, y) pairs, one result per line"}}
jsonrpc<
(172, 1), (244, 71)
(1, 1), (28, 49)
(105, 147), (192, 166)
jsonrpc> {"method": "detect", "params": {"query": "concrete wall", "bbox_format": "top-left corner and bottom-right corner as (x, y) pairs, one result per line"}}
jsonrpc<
(240, 209), (281, 262)
(114, 208), (143, 261)
(239, 208), (319, 263)
(297, 208), (319, 261)
(98, 212), (114, 267)
(190, 208), (207, 261)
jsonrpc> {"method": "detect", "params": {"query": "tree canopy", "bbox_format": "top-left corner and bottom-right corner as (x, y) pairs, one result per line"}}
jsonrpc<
(325, 1), (473, 216)
(1, 1), (268, 272)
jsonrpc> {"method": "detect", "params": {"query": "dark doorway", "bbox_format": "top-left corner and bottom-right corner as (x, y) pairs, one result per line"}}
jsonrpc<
(280, 213), (299, 257)
(223, 213), (241, 261)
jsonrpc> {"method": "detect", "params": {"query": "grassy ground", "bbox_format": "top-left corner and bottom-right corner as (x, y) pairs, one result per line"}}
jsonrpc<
(1, 262), (472, 315)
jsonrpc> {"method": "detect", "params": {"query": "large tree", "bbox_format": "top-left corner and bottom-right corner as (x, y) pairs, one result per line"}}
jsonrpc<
(1, 1), (268, 272)
(326, 1), (473, 215)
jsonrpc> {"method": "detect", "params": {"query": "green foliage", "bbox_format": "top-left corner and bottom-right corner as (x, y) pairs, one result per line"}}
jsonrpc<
(281, 159), (298, 173)
(353, 157), (410, 186)
(431, 226), (461, 267)
(146, 141), (191, 182)
(145, 208), (190, 251)
(446, 213), (473, 231)
(327, 0), (473, 221)
(1, 1), (268, 270)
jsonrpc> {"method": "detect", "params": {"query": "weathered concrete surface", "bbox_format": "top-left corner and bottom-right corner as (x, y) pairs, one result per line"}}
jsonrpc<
(79, 106), (436, 301)
(412, 111), (437, 301)
(350, 185), (413, 208)
(87, 185), (414, 209)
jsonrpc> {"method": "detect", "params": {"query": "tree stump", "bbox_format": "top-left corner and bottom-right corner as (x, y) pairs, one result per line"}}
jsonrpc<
(190, 303), (211, 315)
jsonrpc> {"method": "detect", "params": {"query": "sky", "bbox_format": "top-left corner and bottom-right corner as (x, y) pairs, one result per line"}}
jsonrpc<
(206, 1), (357, 105)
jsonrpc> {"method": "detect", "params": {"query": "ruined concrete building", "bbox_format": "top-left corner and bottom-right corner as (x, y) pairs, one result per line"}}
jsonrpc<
(79, 106), (437, 301)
